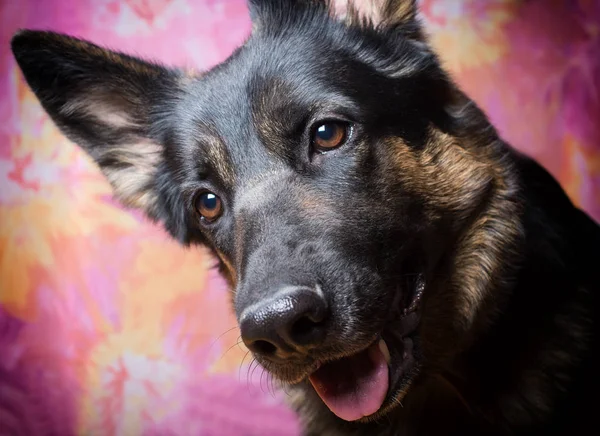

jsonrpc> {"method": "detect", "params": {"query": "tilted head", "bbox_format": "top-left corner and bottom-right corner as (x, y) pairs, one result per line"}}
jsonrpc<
(12, 0), (521, 424)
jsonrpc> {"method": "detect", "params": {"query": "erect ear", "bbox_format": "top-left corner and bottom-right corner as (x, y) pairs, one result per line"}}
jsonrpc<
(331, 0), (422, 38)
(11, 30), (187, 234)
(249, 0), (423, 40)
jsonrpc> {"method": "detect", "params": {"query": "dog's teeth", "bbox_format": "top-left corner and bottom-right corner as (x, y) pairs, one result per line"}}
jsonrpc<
(378, 339), (391, 364)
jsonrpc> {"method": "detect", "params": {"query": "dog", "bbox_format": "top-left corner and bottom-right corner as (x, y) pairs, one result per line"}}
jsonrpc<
(11, 0), (600, 434)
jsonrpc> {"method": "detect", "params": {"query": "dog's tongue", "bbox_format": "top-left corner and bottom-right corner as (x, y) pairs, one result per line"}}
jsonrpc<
(309, 341), (389, 422)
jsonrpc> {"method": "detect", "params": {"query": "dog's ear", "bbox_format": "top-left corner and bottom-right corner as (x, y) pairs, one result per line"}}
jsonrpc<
(331, 0), (421, 34)
(11, 30), (184, 222)
(249, 1), (423, 41)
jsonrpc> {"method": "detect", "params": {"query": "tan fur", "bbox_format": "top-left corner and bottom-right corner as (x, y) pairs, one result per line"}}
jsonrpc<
(60, 93), (140, 129)
(215, 247), (237, 288)
(100, 141), (162, 210)
(331, 0), (417, 29)
(202, 134), (236, 187)
(378, 123), (521, 376)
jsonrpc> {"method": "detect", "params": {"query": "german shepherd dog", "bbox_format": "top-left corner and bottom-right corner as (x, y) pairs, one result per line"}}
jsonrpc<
(10, 0), (600, 434)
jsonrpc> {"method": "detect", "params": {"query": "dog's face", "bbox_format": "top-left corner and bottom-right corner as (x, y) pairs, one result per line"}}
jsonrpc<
(12, 0), (511, 424)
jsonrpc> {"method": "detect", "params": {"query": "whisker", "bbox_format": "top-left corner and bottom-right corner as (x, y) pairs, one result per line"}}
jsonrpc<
(281, 381), (292, 397)
(268, 372), (277, 399)
(260, 367), (267, 394)
(245, 358), (254, 383)
(235, 335), (246, 352)
(238, 350), (250, 383)
(246, 358), (257, 393)
(215, 339), (244, 364)
(206, 326), (239, 356)
(435, 374), (472, 414)
(250, 359), (261, 383)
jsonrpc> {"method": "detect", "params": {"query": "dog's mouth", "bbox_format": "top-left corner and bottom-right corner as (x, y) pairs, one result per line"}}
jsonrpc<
(308, 338), (392, 421)
(307, 276), (425, 422)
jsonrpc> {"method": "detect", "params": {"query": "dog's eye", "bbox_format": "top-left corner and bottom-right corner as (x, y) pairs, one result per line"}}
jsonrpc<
(195, 191), (223, 222)
(312, 122), (349, 152)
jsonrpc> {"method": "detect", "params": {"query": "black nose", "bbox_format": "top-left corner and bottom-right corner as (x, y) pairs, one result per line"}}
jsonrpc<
(240, 286), (329, 358)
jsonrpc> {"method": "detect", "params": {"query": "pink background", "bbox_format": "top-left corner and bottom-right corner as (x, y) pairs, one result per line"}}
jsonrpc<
(1, 0), (599, 434)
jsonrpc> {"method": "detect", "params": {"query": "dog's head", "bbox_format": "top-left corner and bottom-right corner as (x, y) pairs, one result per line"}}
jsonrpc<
(12, 0), (520, 423)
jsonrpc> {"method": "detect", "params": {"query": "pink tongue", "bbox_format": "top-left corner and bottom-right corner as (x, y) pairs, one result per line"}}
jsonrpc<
(309, 342), (389, 421)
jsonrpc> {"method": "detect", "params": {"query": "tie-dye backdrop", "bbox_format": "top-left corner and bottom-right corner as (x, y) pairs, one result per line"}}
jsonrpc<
(1, 0), (598, 434)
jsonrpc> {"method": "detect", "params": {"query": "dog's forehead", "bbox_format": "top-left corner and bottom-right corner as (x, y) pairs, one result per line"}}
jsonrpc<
(190, 32), (351, 118)
(176, 32), (363, 185)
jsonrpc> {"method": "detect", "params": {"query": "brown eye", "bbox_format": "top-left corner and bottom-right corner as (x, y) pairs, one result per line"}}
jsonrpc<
(313, 122), (349, 152)
(195, 191), (222, 222)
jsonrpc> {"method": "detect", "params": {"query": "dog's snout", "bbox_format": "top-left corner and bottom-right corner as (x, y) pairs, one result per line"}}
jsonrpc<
(240, 286), (329, 358)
